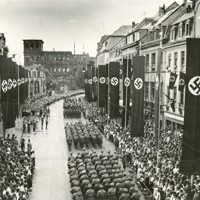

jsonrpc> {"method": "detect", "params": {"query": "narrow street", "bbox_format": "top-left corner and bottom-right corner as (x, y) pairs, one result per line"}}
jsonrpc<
(28, 100), (70, 200)
(25, 98), (116, 200)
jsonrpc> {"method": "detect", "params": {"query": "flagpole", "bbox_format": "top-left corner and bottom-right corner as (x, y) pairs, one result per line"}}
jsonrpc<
(125, 55), (129, 129)
(17, 64), (20, 117)
(107, 62), (110, 122)
(155, 49), (161, 174)
(97, 65), (99, 109)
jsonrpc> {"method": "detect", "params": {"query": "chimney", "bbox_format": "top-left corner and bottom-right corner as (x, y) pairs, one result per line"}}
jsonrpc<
(132, 21), (136, 28)
(159, 4), (166, 16)
(183, 0), (187, 5)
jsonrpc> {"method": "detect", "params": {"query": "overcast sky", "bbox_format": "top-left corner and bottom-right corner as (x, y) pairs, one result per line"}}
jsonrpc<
(0, 0), (182, 63)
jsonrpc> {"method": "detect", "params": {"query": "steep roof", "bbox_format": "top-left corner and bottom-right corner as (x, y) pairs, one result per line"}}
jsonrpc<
(172, 11), (194, 25)
(112, 25), (132, 36)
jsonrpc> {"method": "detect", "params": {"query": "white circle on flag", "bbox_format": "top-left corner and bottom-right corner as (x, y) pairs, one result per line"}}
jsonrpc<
(7, 79), (13, 90)
(93, 76), (97, 83)
(179, 78), (185, 86)
(88, 79), (92, 85)
(18, 78), (21, 86)
(12, 79), (17, 88)
(188, 76), (200, 96)
(111, 77), (118, 86)
(2, 80), (8, 93)
(124, 77), (130, 87)
(134, 77), (143, 90)
(99, 77), (105, 84)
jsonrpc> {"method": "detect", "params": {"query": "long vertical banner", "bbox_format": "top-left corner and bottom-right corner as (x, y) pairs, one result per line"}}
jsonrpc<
(122, 58), (132, 128)
(109, 62), (120, 118)
(98, 65), (107, 108)
(84, 66), (89, 101)
(92, 66), (97, 101)
(180, 38), (200, 175)
(130, 56), (145, 137)
(87, 63), (93, 102)
(0, 56), (29, 130)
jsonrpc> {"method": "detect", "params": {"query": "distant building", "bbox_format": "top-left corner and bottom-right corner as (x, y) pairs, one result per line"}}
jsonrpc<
(0, 33), (8, 56)
(23, 39), (91, 90)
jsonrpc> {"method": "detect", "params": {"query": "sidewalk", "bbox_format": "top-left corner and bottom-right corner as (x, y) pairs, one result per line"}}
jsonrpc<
(5, 117), (23, 142)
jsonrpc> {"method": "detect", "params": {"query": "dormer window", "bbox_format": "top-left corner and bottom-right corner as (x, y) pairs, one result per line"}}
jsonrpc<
(186, 20), (190, 36)
(182, 21), (186, 36)
(135, 32), (140, 41)
(178, 23), (182, 38)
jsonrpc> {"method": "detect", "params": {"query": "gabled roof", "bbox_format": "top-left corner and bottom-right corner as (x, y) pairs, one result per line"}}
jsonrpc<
(112, 25), (132, 36)
(172, 11), (194, 25)
(153, 7), (178, 27)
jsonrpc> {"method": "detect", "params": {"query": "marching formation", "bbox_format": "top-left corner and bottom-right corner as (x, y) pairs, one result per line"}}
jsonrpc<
(64, 98), (83, 118)
(68, 151), (141, 200)
(65, 122), (103, 151)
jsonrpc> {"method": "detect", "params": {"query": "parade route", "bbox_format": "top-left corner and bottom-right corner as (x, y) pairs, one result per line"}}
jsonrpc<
(29, 100), (71, 200)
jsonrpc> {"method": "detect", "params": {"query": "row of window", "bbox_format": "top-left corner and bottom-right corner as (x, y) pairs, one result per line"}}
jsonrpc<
(167, 51), (185, 71)
(145, 53), (156, 71)
(170, 18), (193, 41)
(126, 32), (140, 45)
(144, 50), (186, 72)
(50, 68), (70, 73)
(144, 82), (184, 108)
(167, 86), (185, 105)
(24, 42), (41, 50)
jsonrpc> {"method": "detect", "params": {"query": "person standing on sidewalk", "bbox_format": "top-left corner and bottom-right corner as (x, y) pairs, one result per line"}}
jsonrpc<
(45, 117), (48, 130)
(20, 138), (25, 151)
(41, 115), (44, 130)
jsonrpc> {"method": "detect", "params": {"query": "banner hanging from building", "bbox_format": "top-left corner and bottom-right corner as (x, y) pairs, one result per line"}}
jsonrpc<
(84, 66), (89, 101)
(122, 58), (132, 128)
(86, 63), (93, 102)
(178, 72), (186, 91)
(98, 65), (107, 108)
(169, 72), (177, 89)
(180, 38), (200, 175)
(92, 66), (97, 101)
(130, 56), (145, 137)
(109, 62), (120, 118)
(0, 56), (29, 129)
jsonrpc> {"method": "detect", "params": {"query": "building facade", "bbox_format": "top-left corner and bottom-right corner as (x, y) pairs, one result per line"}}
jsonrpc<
(161, 2), (194, 131)
(23, 39), (91, 91)
(96, 0), (198, 132)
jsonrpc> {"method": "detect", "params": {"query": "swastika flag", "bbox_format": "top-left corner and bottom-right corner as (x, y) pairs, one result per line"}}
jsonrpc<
(169, 72), (177, 89)
(180, 38), (200, 175)
(98, 65), (107, 108)
(178, 72), (186, 92)
(130, 56), (145, 137)
(109, 62), (120, 118)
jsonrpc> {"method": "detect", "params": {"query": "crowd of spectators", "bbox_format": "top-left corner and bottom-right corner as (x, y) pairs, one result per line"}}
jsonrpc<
(23, 106), (50, 134)
(0, 134), (35, 200)
(82, 103), (200, 200)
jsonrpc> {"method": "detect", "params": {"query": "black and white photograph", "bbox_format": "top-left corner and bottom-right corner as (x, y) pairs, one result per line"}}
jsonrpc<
(0, 0), (200, 199)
